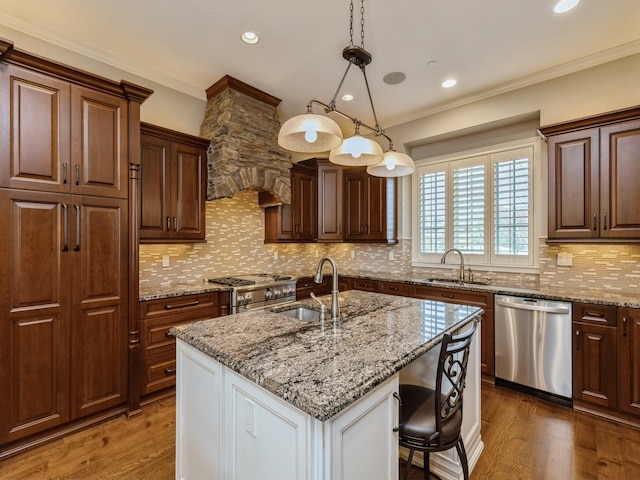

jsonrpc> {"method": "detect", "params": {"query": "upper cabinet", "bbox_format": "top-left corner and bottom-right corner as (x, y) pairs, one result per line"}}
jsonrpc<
(541, 106), (640, 241)
(264, 163), (317, 242)
(264, 159), (397, 244)
(0, 65), (128, 198)
(343, 167), (396, 243)
(139, 123), (209, 243)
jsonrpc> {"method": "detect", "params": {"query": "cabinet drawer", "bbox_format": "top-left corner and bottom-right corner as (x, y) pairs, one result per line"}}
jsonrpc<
(378, 281), (412, 296)
(572, 302), (618, 327)
(413, 285), (492, 307)
(140, 292), (219, 320)
(140, 315), (213, 356)
(352, 278), (379, 292)
(297, 277), (332, 299)
(140, 351), (177, 395)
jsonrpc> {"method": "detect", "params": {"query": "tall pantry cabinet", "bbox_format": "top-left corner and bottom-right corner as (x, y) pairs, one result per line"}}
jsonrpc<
(0, 40), (152, 453)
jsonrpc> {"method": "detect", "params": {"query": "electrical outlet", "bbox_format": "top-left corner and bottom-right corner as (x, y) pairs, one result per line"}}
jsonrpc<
(557, 252), (573, 266)
(162, 255), (170, 268)
(388, 251), (394, 261)
(273, 251), (279, 261)
(245, 398), (256, 437)
(350, 250), (356, 259)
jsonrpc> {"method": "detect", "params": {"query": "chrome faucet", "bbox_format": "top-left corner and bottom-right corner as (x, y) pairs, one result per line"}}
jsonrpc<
(314, 256), (340, 321)
(440, 248), (465, 282)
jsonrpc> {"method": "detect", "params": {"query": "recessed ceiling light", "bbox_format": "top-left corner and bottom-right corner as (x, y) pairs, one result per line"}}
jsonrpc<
(342, 94), (354, 101)
(383, 72), (406, 85)
(554, 0), (580, 13)
(241, 32), (259, 45)
(442, 79), (457, 88)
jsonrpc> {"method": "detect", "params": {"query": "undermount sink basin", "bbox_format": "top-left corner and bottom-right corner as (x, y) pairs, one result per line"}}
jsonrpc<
(277, 306), (322, 322)
(425, 277), (491, 287)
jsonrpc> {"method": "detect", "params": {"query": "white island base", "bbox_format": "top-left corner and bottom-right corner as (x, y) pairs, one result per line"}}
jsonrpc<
(175, 331), (482, 480)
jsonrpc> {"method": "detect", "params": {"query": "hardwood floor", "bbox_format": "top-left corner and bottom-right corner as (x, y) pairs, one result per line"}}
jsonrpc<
(2, 385), (640, 479)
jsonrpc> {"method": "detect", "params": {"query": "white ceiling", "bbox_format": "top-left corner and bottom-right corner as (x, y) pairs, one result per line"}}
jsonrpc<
(1, 0), (640, 133)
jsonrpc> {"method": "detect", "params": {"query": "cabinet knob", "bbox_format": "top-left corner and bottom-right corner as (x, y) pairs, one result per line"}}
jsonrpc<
(164, 367), (177, 375)
(623, 317), (628, 337)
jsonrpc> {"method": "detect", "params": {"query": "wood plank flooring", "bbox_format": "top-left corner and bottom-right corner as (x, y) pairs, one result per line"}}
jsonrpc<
(2, 385), (640, 479)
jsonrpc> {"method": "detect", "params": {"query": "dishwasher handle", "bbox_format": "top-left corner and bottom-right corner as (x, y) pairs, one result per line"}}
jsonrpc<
(495, 296), (570, 315)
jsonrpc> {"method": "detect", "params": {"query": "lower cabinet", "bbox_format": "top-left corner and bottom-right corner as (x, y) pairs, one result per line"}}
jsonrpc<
(175, 340), (399, 480)
(572, 303), (618, 410)
(139, 291), (228, 397)
(296, 276), (333, 299)
(619, 307), (640, 416)
(412, 285), (495, 380)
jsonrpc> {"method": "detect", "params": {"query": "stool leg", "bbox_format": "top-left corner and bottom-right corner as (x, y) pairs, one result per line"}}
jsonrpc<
(455, 440), (469, 480)
(404, 448), (415, 480)
(423, 452), (430, 480)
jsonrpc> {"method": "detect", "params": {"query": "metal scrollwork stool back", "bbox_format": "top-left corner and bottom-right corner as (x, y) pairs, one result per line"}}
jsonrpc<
(398, 320), (477, 480)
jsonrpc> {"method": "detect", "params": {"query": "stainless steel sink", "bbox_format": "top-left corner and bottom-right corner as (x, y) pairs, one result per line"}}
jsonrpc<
(277, 307), (322, 322)
(424, 277), (491, 287)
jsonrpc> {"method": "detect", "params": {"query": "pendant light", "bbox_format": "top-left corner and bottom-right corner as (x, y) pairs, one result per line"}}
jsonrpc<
(277, 0), (415, 177)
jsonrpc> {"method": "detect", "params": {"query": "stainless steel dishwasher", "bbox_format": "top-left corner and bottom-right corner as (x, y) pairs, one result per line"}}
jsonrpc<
(495, 294), (572, 399)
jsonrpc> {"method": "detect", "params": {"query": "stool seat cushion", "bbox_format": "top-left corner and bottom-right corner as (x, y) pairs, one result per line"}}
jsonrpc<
(398, 384), (462, 447)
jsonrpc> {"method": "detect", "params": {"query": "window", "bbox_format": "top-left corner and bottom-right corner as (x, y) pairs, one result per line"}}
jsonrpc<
(413, 143), (537, 270)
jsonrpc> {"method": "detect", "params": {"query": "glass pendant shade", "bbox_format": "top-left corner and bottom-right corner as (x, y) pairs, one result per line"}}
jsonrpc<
(278, 113), (343, 153)
(366, 150), (415, 177)
(329, 134), (383, 166)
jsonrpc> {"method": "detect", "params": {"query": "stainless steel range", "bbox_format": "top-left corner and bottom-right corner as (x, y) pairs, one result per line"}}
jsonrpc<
(208, 274), (296, 314)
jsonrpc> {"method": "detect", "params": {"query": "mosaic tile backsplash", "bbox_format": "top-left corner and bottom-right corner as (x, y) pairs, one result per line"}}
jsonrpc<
(139, 190), (640, 295)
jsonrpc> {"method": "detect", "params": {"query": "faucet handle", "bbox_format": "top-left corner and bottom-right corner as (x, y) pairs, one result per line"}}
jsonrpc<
(310, 292), (327, 312)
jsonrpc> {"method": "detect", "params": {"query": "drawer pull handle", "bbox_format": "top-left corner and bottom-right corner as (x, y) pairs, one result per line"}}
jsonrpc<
(575, 330), (580, 350)
(164, 368), (177, 375)
(165, 300), (200, 310)
(441, 293), (455, 299)
(585, 311), (604, 318)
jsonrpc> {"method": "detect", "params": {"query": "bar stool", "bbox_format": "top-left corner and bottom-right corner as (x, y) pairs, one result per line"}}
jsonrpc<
(398, 320), (477, 480)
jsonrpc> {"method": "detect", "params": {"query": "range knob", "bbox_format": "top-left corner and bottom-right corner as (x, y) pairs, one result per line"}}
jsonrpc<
(244, 293), (253, 304)
(273, 288), (282, 298)
(237, 294), (244, 305)
(265, 289), (273, 300)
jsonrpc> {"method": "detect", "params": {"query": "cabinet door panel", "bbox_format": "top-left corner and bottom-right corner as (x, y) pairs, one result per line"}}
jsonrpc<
(547, 129), (599, 238)
(0, 65), (71, 193)
(344, 170), (366, 240)
(317, 162), (343, 241)
(172, 142), (206, 239)
(295, 168), (316, 240)
(573, 323), (618, 409)
(619, 309), (640, 415)
(71, 86), (128, 198)
(600, 119), (640, 237)
(365, 175), (386, 239)
(71, 197), (128, 417)
(0, 190), (71, 442)
(140, 135), (170, 239)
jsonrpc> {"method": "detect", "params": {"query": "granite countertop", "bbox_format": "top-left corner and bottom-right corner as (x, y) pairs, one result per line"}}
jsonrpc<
(140, 272), (639, 308)
(343, 272), (640, 309)
(139, 282), (231, 301)
(170, 290), (481, 421)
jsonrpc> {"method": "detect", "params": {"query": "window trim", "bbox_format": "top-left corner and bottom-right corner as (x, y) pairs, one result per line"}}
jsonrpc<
(411, 137), (541, 273)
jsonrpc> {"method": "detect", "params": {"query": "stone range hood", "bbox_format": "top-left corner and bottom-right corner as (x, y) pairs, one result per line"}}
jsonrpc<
(200, 75), (293, 205)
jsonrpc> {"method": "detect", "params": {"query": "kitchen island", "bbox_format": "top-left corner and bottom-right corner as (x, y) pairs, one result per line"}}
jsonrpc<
(171, 290), (483, 480)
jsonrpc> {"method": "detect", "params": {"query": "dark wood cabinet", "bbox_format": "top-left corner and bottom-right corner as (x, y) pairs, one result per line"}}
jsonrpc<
(351, 278), (380, 292)
(296, 276), (332, 299)
(413, 285), (495, 380)
(139, 291), (228, 397)
(0, 64), (128, 199)
(0, 40), (151, 454)
(542, 107), (640, 241)
(317, 160), (343, 241)
(140, 123), (208, 243)
(264, 163), (317, 242)
(619, 308), (640, 416)
(572, 303), (619, 410)
(343, 168), (396, 243)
